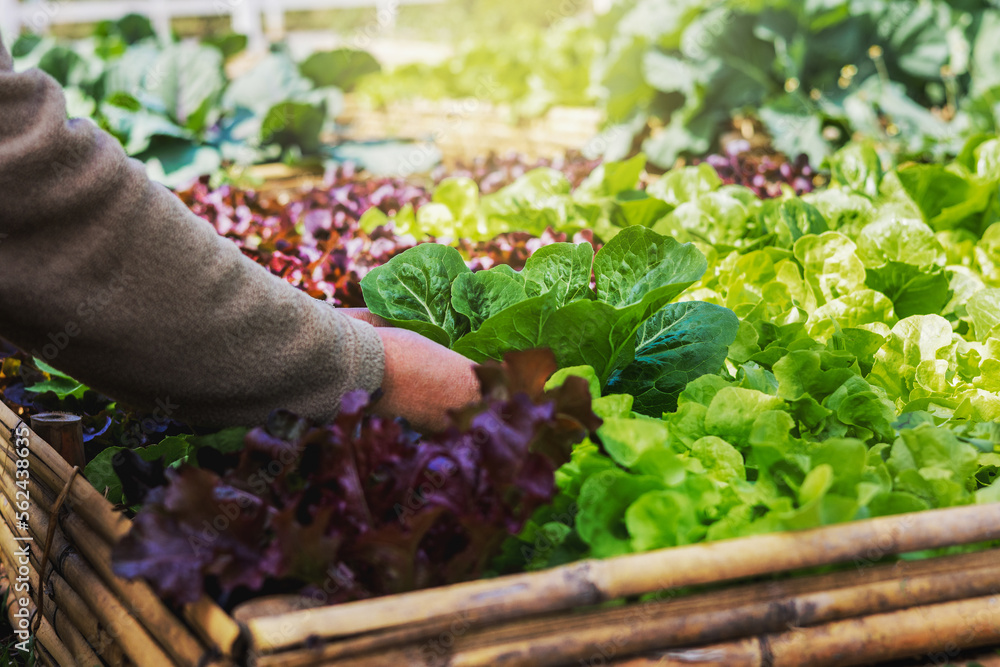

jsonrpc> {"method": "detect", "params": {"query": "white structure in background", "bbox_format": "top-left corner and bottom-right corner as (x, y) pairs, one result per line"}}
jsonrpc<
(1, 0), (617, 46)
(0, 0), (430, 49)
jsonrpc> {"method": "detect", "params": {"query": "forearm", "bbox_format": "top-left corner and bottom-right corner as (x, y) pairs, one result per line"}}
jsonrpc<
(0, 37), (385, 427)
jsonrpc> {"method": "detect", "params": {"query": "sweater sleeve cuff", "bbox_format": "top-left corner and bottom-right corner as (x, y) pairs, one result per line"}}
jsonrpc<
(338, 313), (386, 396)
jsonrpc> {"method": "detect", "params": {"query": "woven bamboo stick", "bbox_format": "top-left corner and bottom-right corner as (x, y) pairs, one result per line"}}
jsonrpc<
(0, 438), (193, 665)
(182, 597), (243, 663)
(0, 531), (102, 666)
(254, 547), (1000, 667)
(245, 503), (1000, 654)
(17, 466), (223, 666)
(622, 593), (1000, 667)
(0, 417), (242, 661)
(34, 645), (57, 667)
(0, 485), (174, 665)
(0, 404), (240, 664)
(0, 515), (126, 667)
(0, 401), (129, 544)
(3, 572), (76, 667)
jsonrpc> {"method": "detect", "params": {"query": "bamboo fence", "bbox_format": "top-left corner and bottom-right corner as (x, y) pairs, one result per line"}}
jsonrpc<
(4, 395), (1000, 666)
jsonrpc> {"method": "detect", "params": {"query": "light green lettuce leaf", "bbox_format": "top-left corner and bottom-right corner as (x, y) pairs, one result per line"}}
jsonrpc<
(760, 199), (829, 250)
(522, 242), (595, 305)
(967, 288), (1000, 340)
(896, 163), (994, 233)
(793, 232), (867, 305)
(626, 490), (704, 551)
(827, 142), (883, 199)
(705, 387), (786, 446)
(654, 190), (754, 245)
(808, 290), (897, 341)
(854, 217), (945, 269)
(645, 163), (721, 206)
(433, 177), (480, 221)
(691, 435), (745, 484)
(869, 315), (956, 403)
(576, 469), (664, 558)
(597, 417), (670, 469)
(805, 188), (876, 237)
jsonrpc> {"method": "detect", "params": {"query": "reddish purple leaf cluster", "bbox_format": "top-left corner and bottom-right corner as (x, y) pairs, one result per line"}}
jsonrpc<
(699, 141), (819, 198)
(111, 350), (601, 605)
(175, 159), (597, 307)
(176, 165), (431, 307)
(461, 228), (597, 272)
(433, 150), (602, 194)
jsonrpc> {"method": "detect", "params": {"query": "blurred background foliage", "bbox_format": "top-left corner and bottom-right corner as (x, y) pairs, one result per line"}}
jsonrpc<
(10, 0), (1000, 181)
(593, 0), (1000, 167)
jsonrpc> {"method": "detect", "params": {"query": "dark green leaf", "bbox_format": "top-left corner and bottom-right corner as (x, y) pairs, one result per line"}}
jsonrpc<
(865, 262), (952, 318)
(606, 302), (739, 417)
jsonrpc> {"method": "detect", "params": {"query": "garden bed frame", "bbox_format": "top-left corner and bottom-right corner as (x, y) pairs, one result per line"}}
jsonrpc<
(3, 395), (1000, 667)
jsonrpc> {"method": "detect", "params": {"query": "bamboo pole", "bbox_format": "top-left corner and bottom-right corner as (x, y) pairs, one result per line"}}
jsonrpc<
(0, 401), (130, 544)
(182, 597), (243, 663)
(0, 441), (166, 663)
(0, 511), (127, 667)
(622, 593), (1000, 667)
(245, 503), (1000, 654)
(253, 548), (1000, 667)
(0, 409), (242, 660)
(0, 486), (174, 665)
(3, 573), (76, 667)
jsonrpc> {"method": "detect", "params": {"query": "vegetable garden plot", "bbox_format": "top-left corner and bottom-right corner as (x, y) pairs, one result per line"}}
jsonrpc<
(13, 2), (1000, 664)
(9, 140), (1000, 665)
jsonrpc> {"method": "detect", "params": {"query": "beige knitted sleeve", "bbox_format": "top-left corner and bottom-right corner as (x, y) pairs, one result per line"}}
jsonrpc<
(0, 36), (385, 427)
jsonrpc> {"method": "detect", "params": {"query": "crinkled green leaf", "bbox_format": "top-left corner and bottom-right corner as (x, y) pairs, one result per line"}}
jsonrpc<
(828, 143), (884, 199)
(362, 243), (471, 346)
(522, 242), (595, 305)
(452, 266), (528, 332)
(646, 164), (721, 206)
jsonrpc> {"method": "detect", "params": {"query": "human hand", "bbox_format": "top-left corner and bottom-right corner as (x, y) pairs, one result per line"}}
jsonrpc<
(372, 327), (481, 433)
